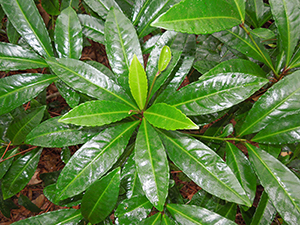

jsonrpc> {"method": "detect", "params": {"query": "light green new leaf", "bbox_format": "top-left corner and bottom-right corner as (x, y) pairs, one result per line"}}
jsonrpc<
(226, 142), (256, 204)
(158, 46), (172, 72)
(6, 106), (46, 145)
(144, 103), (198, 130)
(252, 114), (300, 144)
(0, 0), (54, 57)
(55, 80), (80, 108)
(246, 143), (300, 225)
(25, 116), (103, 148)
(166, 204), (236, 225)
(158, 130), (251, 206)
(83, 0), (122, 19)
(0, 73), (58, 116)
(81, 168), (120, 224)
(59, 100), (133, 126)
(0, 147), (19, 179)
(46, 57), (137, 110)
(0, 42), (47, 71)
(135, 119), (169, 211)
(54, 6), (83, 59)
(269, 0), (300, 65)
(56, 121), (139, 200)
(105, 8), (143, 96)
(166, 73), (268, 116)
(129, 55), (148, 110)
(239, 71), (300, 136)
(151, 0), (245, 34)
(11, 209), (82, 225)
(2, 148), (42, 200)
(78, 14), (105, 44)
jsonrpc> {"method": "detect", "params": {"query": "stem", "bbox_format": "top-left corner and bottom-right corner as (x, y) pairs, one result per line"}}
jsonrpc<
(143, 70), (161, 111)
(0, 141), (11, 160)
(0, 146), (37, 163)
(189, 133), (247, 142)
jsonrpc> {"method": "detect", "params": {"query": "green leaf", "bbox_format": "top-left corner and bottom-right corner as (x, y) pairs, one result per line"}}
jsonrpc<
(239, 71), (300, 136)
(55, 80), (80, 108)
(61, 0), (79, 10)
(6, 19), (21, 44)
(46, 57), (137, 110)
(0, 42), (48, 71)
(18, 194), (42, 213)
(0, 73), (58, 116)
(166, 204), (237, 225)
(41, 0), (60, 15)
(81, 167), (120, 224)
(115, 195), (153, 225)
(83, 0), (122, 19)
(269, 0), (300, 65)
(129, 54), (148, 110)
(115, 0), (133, 19)
(0, 147), (19, 179)
(152, 0), (245, 34)
(86, 60), (115, 81)
(144, 103), (198, 130)
(135, 119), (169, 211)
(59, 100), (133, 126)
(226, 142), (256, 204)
(218, 123), (233, 138)
(11, 209), (83, 225)
(246, 143), (300, 224)
(158, 130), (251, 206)
(141, 213), (161, 225)
(105, 8), (143, 96)
(61, 147), (71, 164)
(56, 121), (139, 200)
(158, 46), (172, 72)
(25, 116), (103, 147)
(245, 0), (265, 28)
(252, 114), (300, 144)
(166, 73), (268, 116)
(0, 0), (54, 57)
(6, 106), (46, 145)
(78, 14), (105, 44)
(289, 45), (300, 69)
(161, 214), (176, 225)
(2, 148), (42, 200)
(54, 6), (83, 59)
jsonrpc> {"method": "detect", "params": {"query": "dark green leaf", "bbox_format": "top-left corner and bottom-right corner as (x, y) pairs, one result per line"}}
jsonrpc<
(61, 147), (71, 164)
(78, 14), (105, 44)
(54, 6), (83, 59)
(219, 124), (233, 138)
(18, 194), (41, 213)
(59, 100), (133, 126)
(0, 180), (19, 218)
(0, 113), (13, 142)
(239, 71), (300, 136)
(55, 80), (80, 108)
(152, 0), (245, 34)
(61, 0), (79, 10)
(144, 103), (198, 130)
(6, 19), (20, 44)
(0, 0), (54, 57)
(56, 121), (139, 200)
(166, 73), (268, 116)
(115, 0), (133, 19)
(83, 0), (122, 19)
(142, 34), (162, 54)
(40, 171), (61, 187)
(135, 119), (169, 211)
(0, 73), (57, 116)
(141, 213), (161, 225)
(0, 42), (48, 71)
(41, 0), (60, 15)
(259, 144), (281, 158)
(245, 0), (265, 28)
(161, 214), (176, 225)
(158, 130), (251, 206)
(81, 167), (120, 224)
(2, 148), (42, 199)
(25, 116), (103, 147)
(0, 147), (19, 179)
(246, 143), (300, 224)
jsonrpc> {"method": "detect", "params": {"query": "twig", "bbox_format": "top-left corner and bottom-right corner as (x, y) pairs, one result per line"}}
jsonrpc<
(0, 146), (37, 163)
(0, 141), (11, 160)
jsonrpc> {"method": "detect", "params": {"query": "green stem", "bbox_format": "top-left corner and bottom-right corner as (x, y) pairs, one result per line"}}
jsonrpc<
(143, 70), (161, 111)
(189, 133), (247, 142)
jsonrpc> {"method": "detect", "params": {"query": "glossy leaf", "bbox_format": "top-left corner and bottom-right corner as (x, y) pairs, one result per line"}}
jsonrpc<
(55, 80), (80, 108)
(25, 116), (103, 147)
(0, 73), (58, 116)
(59, 100), (133, 126)
(61, 0), (79, 10)
(81, 167), (120, 224)
(269, 0), (300, 65)
(166, 73), (268, 116)
(46, 57), (137, 109)
(166, 204), (236, 225)
(158, 46), (172, 72)
(246, 143), (300, 224)
(158, 130), (251, 206)
(141, 213), (161, 224)
(115, 195), (153, 225)
(152, 0), (245, 34)
(162, 214), (176, 225)
(245, 0), (265, 28)
(6, 19), (21, 44)
(86, 60), (115, 81)
(289, 45), (300, 69)
(41, 0), (60, 15)
(0, 180), (19, 218)
(226, 142), (256, 204)
(0, 0), (54, 57)
(135, 119), (169, 211)
(56, 121), (139, 200)
(83, 0), (122, 19)
(2, 148), (42, 200)
(61, 147), (71, 164)
(0, 42), (47, 71)
(115, 0), (133, 19)
(105, 8), (143, 96)
(78, 14), (105, 44)
(11, 209), (82, 225)
(0, 147), (18, 179)
(239, 71), (300, 136)
(252, 114), (300, 144)
(54, 6), (83, 59)
(18, 194), (41, 213)
(144, 103), (198, 130)
(6, 106), (45, 145)
(129, 55), (148, 110)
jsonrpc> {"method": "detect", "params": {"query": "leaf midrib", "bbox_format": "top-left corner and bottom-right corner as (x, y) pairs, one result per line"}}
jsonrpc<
(156, 16), (240, 24)
(144, 111), (190, 127)
(0, 56), (47, 66)
(167, 205), (201, 224)
(61, 110), (129, 121)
